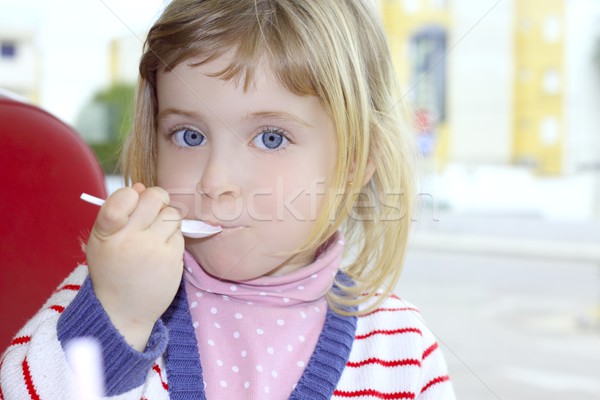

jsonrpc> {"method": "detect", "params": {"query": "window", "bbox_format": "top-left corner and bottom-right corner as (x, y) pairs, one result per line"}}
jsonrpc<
(543, 69), (561, 95)
(1, 41), (17, 59)
(540, 116), (560, 146)
(543, 15), (561, 43)
(410, 26), (447, 123)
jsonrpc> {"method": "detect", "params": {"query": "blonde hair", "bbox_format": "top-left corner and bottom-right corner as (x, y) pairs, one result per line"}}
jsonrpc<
(122, 0), (417, 315)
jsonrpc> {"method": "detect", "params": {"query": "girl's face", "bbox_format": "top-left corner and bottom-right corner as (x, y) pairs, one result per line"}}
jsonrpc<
(156, 53), (338, 281)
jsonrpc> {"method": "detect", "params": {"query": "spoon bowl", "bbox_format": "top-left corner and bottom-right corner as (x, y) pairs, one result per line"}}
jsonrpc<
(80, 193), (222, 238)
(181, 219), (222, 238)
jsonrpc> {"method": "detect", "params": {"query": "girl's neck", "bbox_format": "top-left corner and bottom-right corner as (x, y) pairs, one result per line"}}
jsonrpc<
(183, 232), (344, 306)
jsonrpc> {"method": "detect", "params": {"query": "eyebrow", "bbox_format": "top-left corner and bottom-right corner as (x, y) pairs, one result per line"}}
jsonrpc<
(156, 107), (313, 129)
(156, 107), (201, 121)
(247, 111), (313, 128)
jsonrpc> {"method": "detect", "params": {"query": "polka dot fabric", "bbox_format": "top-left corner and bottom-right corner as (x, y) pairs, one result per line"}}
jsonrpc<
(184, 233), (344, 399)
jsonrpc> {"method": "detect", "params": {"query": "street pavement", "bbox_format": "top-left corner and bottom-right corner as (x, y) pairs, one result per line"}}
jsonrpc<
(397, 212), (600, 400)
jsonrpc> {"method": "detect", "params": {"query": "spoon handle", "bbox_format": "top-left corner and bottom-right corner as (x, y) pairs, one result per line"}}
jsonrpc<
(80, 193), (106, 207)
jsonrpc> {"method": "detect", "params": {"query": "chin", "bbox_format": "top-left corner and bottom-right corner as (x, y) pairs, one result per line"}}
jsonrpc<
(190, 249), (256, 281)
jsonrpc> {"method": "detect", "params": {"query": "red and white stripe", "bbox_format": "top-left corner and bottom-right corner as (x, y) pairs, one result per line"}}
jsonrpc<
(1, 268), (453, 400)
(333, 296), (455, 399)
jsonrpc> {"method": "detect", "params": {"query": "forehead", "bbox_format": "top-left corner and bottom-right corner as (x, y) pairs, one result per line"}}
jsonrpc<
(158, 54), (267, 102)
(156, 54), (331, 127)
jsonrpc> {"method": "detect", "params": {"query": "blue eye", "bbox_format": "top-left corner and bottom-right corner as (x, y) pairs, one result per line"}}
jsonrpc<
(172, 128), (206, 147)
(253, 128), (289, 150)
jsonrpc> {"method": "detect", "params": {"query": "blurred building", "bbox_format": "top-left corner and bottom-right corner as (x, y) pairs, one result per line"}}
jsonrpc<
(0, 28), (40, 102)
(75, 35), (143, 145)
(109, 35), (144, 85)
(380, 0), (600, 176)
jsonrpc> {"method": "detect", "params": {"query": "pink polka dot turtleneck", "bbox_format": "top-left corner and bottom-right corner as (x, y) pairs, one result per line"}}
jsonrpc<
(183, 233), (344, 399)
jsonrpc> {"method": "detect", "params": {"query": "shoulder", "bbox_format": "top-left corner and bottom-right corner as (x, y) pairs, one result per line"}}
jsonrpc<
(2, 265), (88, 355)
(11, 265), (89, 340)
(332, 294), (456, 399)
(354, 294), (435, 355)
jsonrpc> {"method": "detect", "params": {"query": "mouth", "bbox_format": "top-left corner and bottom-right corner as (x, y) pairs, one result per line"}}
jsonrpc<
(220, 225), (246, 231)
(203, 220), (246, 232)
(200, 219), (221, 228)
(213, 225), (246, 237)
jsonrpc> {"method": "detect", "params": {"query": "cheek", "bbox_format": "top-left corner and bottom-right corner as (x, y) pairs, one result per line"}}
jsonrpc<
(157, 147), (204, 218)
(248, 172), (329, 224)
(157, 144), (179, 187)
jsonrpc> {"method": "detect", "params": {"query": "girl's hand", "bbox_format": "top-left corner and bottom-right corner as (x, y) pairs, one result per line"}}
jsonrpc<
(85, 183), (184, 351)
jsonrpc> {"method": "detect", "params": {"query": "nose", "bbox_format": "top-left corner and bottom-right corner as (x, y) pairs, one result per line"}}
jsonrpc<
(198, 183), (241, 200)
(196, 151), (242, 200)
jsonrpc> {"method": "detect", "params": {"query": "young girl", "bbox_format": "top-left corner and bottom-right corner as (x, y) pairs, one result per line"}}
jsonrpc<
(1, 0), (455, 399)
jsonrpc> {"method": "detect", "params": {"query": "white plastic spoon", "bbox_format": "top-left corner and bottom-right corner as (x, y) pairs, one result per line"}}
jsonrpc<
(80, 193), (222, 238)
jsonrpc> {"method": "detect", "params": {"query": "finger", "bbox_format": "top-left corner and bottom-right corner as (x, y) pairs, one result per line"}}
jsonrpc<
(94, 187), (139, 236)
(132, 182), (145, 194)
(167, 228), (185, 259)
(149, 206), (182, 241)
(127, 186), (171, 231)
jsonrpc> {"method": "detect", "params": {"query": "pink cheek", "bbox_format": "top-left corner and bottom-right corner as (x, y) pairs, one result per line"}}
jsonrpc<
(247, 193), (277, 222)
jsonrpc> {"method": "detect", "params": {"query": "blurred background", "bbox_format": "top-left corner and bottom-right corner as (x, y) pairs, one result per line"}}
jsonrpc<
(1, 0), (599, 398)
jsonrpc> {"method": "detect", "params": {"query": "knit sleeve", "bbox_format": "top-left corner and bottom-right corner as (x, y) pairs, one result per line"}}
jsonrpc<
(0, 265), (172, 400)
(57, 275), (169, 396)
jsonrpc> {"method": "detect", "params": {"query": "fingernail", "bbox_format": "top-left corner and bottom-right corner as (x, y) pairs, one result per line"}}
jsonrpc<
(162, 190), (171, 205)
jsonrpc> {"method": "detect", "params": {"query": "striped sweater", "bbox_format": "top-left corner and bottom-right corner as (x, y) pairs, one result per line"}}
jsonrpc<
(0, 265), (455, 399)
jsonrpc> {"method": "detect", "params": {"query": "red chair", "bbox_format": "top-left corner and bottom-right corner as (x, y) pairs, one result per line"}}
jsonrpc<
(0, 95), (107, 350)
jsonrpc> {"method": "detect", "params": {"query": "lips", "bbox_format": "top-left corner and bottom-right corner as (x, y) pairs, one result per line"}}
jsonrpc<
(204, 220), (245, 229)
(211, 225), (246, 237)
(203, 220), (222, 228)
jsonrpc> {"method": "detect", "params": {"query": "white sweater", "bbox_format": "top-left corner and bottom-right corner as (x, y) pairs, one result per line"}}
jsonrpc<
(0, 265), (456, 399)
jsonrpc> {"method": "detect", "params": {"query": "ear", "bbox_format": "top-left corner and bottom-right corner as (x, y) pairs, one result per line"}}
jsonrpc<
(349, 159), (375, 187)
(361, 158), (375, 187)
